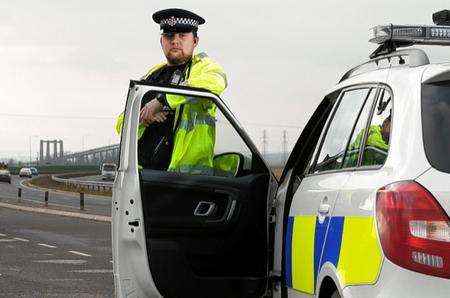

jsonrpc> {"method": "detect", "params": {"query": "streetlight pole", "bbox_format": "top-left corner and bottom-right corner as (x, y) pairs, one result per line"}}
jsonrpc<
(29, 135), (38, 166)
(82, 134), (90, 152)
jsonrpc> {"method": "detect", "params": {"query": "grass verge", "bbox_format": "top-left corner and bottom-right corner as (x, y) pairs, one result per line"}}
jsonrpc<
(28, 174), (112, 197)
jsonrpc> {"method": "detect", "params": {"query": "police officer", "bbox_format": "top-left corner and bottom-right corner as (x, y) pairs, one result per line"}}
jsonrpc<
(116, 8), (227, 174)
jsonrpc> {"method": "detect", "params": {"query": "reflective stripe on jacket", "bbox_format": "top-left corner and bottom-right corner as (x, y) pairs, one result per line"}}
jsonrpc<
(115, 52), (227, 174)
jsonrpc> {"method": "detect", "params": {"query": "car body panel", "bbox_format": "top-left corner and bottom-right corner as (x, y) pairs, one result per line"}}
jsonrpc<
(113, 84), (161, 298)
(343, 258), (450, 298)
(415, 167), (450, 221)
(285, 172), (350, 295)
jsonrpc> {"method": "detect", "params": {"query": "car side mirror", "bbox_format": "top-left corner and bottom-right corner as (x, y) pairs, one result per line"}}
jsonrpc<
(213, 152), (244, 177)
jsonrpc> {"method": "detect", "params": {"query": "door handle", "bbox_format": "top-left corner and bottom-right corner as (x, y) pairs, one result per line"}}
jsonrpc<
(318, 203), (330, 214)
(194, 201), (216, 217)
(128, 220), (139, 227)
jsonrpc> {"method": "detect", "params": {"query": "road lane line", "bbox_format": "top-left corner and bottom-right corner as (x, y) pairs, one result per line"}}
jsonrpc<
(0, 239), (17, 242)
(38, 243), (57, 248)
(68, 250), (91, 257)
(34, 259), (86, 265)
(0, 233), (6, 236)
(13, 237), (29, 242)
(69, 269), (113, 273)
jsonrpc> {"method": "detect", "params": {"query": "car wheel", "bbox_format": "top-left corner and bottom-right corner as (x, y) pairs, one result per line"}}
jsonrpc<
(331, 289), (341, 298)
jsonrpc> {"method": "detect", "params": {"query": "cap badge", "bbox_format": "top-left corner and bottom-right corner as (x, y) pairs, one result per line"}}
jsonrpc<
(168, 16), (177, 26)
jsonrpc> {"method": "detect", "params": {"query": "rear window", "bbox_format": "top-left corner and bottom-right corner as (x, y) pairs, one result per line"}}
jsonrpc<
(422, 81), (450, 173)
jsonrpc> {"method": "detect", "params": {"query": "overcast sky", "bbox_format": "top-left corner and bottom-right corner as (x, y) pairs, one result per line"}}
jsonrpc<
(1, 0), (450, 160)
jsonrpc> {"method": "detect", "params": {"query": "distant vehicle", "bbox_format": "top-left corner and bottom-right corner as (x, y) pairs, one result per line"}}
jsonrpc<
(19, 168), (32, 178)
(30, 167), (39, 176)
(0, 169), (11, 184)
(101, 163), (117, 181)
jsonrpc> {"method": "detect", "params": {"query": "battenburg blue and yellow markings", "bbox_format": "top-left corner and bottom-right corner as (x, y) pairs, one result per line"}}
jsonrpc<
(285, 215), (382, 294)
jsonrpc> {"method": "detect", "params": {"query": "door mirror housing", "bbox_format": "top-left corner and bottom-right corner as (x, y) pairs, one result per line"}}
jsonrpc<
(213, 152), (244, 177)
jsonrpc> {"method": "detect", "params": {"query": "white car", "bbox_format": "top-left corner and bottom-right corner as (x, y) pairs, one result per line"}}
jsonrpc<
(101, 163), (117, 181)
(19, 167), (32, 178)
(112, 13), (450, 298)
(0, 169), (11, 184)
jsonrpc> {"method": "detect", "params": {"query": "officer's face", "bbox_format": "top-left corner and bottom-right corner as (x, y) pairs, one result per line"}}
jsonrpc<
(160, 32), (198, 65)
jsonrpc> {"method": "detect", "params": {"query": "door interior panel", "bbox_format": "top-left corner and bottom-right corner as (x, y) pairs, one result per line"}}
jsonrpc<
(140, 169), (270, 298)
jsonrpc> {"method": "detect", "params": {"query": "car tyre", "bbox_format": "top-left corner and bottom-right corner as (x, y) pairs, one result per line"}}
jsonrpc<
(331, 289), (341, 298)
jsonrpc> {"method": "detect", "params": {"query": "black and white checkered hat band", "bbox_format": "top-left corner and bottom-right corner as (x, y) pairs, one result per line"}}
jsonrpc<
(160, 17), (199, 27)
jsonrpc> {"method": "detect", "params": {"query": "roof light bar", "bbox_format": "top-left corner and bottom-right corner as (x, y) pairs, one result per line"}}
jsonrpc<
(370, 24), (450, 46)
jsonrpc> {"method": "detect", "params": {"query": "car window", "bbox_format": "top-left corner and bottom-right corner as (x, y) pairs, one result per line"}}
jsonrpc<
(342, 88), (377, 168)
(422, 81), (450, 173)
(313, 88), (372, 173)
(361, 88), (392, 166)
(303, 90), (342, 175)
(137, 92), (253, 177)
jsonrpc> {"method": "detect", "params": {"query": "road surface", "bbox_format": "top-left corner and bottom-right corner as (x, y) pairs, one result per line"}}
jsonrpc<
(0, 207), (113, 297)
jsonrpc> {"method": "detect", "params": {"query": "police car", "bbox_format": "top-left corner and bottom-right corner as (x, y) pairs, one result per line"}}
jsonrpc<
(112, 11), (450, 298)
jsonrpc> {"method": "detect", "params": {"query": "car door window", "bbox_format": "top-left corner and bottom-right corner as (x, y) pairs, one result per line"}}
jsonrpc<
(342, 88), (378, 168)
(361, 88), (392, 166)
(137, 92), (253, 177)
(313, 88), (373, 173)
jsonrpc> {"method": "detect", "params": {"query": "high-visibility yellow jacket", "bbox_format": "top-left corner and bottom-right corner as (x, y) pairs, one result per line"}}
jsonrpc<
(344, 125), (389, 167)
(115, 52), (227, 175)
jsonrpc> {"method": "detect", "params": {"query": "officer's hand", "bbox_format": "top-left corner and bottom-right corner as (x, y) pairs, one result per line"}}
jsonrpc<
(150, 112), (168, 124)
(139, 99), (163, 125)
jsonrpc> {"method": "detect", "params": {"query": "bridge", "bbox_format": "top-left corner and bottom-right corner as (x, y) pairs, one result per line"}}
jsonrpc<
(40, 140), (119, 165)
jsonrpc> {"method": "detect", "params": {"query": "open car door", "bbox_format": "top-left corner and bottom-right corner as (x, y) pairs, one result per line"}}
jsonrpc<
(112, 82), (278, 298)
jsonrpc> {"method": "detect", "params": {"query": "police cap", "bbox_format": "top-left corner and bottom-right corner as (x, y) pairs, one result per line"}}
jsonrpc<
(152, 8), (205, 33)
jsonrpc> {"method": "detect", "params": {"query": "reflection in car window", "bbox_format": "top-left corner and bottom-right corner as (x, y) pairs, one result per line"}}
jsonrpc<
(314, 88), (371, 173)
(342, 88), (377, 168)
(361, 89), (392, 166)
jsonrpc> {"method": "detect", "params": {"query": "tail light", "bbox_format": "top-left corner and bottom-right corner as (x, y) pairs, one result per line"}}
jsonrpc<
(376, 181), (450, 278)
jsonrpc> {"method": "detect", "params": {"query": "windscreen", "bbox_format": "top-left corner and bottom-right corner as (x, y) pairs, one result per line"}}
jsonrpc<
(103, 165), (116, 171)
(422, 81), (450, 173)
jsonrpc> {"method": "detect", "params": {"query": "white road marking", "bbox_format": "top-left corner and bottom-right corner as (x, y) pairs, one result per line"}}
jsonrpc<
(38, 243), (57, 248)
(49, 278), (83, 282)
(69, 269), (113, 273)
(13, 237), (29, 242)
(0, 239), (17, 242)
(68, 250), (91, 257)
(34, 259), (86, 265)
(0, 233), (6, 237)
